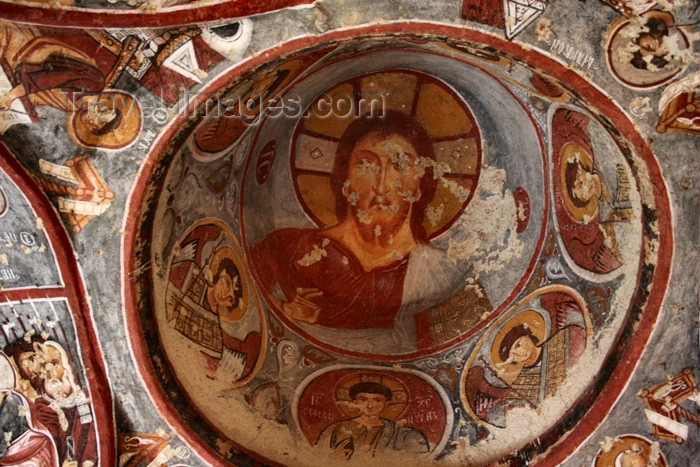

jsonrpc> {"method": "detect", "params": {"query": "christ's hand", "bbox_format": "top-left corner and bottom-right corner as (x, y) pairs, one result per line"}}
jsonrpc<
(282, 287), (323, 323)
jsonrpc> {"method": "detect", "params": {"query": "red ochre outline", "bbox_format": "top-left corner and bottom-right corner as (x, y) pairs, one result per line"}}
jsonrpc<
(122, 23), (673, 466)
(0, 0), (315, 29)
(0, 144), (116, 466)
(240, 50), (548, 361)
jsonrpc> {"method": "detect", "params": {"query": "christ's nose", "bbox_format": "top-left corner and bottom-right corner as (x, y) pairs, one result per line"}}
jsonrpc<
(374, 164), (391, 195)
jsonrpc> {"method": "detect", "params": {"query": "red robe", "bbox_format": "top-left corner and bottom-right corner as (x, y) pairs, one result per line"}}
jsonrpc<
(29, 398), (97, 466)
(551, 108), (622, 274)
(0, 392), (58, 467)
(250, 228), (407, 329)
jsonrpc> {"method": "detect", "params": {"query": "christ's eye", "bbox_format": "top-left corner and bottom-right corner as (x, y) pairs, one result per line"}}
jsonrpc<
(355, 158), (379, 175)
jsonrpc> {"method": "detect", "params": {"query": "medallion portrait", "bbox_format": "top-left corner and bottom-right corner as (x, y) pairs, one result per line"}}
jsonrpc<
(243, 65), (547, 359)
(461, 285), (592, 429)
(605, 10), (692, 89)
(294, 367), (452, 461)
(550, 106), (637, 280)
(163, 219), (266, 387)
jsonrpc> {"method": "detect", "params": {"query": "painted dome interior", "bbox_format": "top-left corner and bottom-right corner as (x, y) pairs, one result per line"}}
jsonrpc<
(0, 1), (697, 466)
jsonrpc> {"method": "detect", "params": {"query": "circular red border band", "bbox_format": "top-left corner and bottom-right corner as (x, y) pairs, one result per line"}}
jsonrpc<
(122, 23), (673, 466)
(238, 49), (549, 361)
(0, 0), (314, 29)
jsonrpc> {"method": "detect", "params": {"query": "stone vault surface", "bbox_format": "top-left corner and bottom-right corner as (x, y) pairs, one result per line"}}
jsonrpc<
(0, 1), (697, 466)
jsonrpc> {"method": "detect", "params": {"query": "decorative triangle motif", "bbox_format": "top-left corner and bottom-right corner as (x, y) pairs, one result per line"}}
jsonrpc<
(162, 39), (203, 83)
(504, 0), (547, 39)
(174, 49), (193, 70)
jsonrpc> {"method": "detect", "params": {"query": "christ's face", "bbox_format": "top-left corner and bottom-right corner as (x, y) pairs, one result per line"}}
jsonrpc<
(354, 392), (387, 418)
(344, 132), (422, 235)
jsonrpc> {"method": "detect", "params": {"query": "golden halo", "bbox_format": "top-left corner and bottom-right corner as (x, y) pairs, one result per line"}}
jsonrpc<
(291, 69), (482, 238)
(559, 142), (600, 222)
(68, 91), (142, 150)
(207, 246), (248, 323)
(333, 372), (408, 421)
(593, 435), (666, 467)
(490, 310), (547, 366)
(461, 285), (593, 428)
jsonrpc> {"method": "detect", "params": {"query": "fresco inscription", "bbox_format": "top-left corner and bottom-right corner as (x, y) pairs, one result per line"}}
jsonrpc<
(0, 165), (61, 290)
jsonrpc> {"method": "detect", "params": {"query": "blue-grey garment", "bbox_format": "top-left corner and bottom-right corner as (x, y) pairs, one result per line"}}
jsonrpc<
(0, 392), (30, 458)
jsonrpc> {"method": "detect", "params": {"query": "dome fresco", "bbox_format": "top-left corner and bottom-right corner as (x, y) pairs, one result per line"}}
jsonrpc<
(0, 1), (698, 466)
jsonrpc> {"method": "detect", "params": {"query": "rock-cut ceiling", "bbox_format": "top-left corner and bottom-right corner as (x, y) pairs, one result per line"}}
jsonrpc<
(0, 1), (697, 466)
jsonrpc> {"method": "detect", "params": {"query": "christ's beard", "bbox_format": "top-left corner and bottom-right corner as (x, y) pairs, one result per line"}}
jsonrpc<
(351, 202), (411, 242)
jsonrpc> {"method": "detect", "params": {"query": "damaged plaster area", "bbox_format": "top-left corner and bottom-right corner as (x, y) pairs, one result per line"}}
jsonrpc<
(447, 166), (523, 280)
(297, 239), (330, 267)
